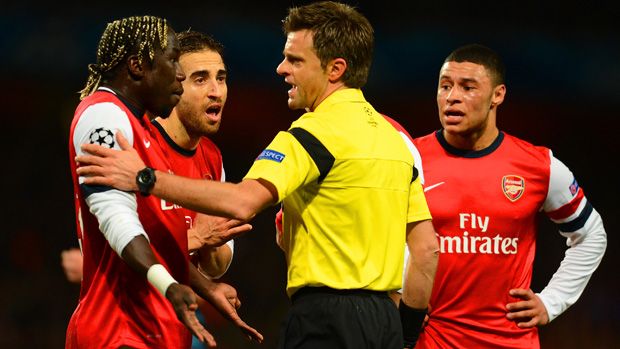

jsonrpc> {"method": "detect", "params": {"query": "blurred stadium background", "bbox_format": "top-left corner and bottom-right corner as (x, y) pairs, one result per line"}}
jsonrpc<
(1, 1), (618, 348)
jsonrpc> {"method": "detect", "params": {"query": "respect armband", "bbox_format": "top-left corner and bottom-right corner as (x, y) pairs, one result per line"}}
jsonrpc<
(399, 299), (427, 348)
(147, 264), (178, 297)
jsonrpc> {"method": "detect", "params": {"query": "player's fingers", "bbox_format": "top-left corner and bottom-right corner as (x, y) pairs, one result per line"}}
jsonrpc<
(509, 288), (533, 299)
(76, 164), (103, 176)
(75, 153), (106, 167)
(243, 325), (264, 343)
(222, 291), (239, 305)
(244, 324), (264, 342)
(216, 301), (263, 342)
(516, 316), (538, 328)
(115, 131), (132, 150)
(506, 299), (533, 311)
(186, 312), (216, 347)
(232, 318), (264, 343)
(81, 175), (113, 187)
(506, 309), (534, 320)
(232, 297), (241, 309)
(228, 224), (253, 236)
(218, 218), (246, 230)
(80, 143), (116, 157)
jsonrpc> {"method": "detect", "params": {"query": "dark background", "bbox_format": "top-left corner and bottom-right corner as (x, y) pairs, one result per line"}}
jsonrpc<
(1, 1), (618, 348)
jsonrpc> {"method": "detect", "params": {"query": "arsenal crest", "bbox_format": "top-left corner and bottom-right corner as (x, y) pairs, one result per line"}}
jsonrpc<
(502, 175), (525, 202)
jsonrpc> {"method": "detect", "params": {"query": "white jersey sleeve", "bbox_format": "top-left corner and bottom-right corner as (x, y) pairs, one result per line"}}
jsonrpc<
(537, 152), (607, 321)
(73, 101), (148, 255)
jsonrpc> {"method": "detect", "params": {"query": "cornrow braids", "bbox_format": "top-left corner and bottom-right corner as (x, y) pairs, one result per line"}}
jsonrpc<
(79, 15), (169, 100)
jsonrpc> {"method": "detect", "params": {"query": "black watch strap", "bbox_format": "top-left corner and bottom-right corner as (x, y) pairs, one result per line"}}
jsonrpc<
(136, 167), (156, 196)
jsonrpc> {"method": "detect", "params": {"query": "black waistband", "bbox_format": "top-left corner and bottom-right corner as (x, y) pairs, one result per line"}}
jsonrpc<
(291, 286), (388, 303)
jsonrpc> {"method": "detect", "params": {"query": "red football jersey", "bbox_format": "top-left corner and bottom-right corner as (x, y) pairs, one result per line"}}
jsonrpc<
(147, 119), (223, 230)
(414, 130), (587, 348)
(67, 90), (191, 349)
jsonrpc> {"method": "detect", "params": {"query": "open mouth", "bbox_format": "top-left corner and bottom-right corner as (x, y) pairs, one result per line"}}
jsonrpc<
(286, 82), (297, 96)
(205, 105), (222, 120)
(206, 105), (221, 115)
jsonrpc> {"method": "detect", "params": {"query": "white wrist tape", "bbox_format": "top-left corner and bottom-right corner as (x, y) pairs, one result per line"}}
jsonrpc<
(147, 264), (178, 297)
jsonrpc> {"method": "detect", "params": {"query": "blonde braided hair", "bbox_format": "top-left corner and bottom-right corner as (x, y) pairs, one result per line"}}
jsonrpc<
(79, 16), (169, 100)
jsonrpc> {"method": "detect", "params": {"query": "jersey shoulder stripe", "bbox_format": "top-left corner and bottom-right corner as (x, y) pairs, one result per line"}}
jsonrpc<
(288, 127), (334, 183)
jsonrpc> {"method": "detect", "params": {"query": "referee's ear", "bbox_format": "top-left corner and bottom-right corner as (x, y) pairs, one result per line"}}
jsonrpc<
(327, 57), (347, 83)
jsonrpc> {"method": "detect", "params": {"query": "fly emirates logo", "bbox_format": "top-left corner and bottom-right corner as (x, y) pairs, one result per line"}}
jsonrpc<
(438, 213), (518, 255)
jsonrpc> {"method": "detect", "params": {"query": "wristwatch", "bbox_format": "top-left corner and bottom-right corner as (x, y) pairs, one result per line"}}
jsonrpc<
(136, 167), (156, 196)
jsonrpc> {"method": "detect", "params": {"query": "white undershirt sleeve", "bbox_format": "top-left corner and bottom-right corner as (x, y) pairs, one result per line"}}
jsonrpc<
(537, 153), (607, 321)
(73, 100), (148, 255)
(86, 190), (149, 255)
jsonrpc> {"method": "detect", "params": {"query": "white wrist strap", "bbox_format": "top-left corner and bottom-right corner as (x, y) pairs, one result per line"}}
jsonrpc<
(147, 264), (178, 297)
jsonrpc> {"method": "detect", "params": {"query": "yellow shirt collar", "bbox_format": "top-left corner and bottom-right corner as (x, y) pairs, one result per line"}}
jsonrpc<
(314, 88), (366, 113)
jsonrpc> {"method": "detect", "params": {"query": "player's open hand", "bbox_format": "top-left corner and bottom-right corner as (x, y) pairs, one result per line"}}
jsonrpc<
(166, 283), (217, 347)
(76, 131), (144, 191)
(505, 288), (549, 328)
(200, 280), (264, 344)
(188, 213), (252, 251)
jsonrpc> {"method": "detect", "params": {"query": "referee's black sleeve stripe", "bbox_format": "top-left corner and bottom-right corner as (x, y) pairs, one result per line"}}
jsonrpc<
(288, 127), (335, 183)
(80, 183), (115, 198)
(412, 166), (419, 183)
(557, 200), (593, 232)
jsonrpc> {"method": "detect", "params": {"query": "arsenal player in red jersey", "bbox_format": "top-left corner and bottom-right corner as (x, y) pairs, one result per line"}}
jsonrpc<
(148, 30), (243, 282)
(67, 17), (261, 348)
(406, 44), (607, 348)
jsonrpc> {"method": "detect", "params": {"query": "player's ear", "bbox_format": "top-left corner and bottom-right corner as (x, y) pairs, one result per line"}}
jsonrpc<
(490, 84), (506, 109)
(127, 54), (145, 79)
(327, 58), (347, 83)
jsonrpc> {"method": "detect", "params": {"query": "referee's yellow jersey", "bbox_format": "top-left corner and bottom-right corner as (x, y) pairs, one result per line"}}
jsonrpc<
(244, 88), (431, 297)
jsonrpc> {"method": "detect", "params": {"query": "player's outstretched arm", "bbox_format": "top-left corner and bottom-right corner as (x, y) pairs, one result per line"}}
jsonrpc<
(77, 132), (278, 221)
(189, 263), (264, 344)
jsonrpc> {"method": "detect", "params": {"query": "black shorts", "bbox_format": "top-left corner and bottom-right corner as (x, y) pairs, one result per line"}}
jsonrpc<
(277, 287), (403, 349)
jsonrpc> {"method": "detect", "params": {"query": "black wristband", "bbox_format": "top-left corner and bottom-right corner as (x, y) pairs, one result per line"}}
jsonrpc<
(399, 299), (427, 348)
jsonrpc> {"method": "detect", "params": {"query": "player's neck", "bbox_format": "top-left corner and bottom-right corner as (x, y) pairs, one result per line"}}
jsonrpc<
(157, 115), (200, 151)
(445, 126), (499, 151)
